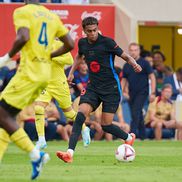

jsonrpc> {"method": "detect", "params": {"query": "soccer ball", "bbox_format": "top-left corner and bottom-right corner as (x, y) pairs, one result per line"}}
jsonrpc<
(115, 144), (135, 162)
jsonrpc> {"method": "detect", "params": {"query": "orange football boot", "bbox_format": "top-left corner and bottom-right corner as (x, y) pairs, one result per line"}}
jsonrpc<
(56, 151), (73, 163)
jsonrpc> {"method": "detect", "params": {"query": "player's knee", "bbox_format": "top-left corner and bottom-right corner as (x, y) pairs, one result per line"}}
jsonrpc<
(34, 105), (45, 115)
(64, 109), (77, 121)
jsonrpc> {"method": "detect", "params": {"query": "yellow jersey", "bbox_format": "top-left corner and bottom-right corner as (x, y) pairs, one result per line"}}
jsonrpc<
(49, 40), (73, 83)
(13, 4), (68, 82)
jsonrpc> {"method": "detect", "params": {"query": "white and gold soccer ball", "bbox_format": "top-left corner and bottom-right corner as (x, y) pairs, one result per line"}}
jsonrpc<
(115, 144), (135, 162)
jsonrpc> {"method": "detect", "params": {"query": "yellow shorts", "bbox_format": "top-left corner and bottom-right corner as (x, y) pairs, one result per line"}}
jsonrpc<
(35, 80), (72, 109)
(0, 72), (48, 110)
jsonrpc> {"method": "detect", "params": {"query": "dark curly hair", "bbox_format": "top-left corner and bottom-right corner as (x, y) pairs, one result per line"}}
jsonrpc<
(82, 17), (98, 29)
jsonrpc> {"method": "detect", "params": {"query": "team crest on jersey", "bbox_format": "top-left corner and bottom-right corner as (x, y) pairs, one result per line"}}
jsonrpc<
(90, 61), (100, 73)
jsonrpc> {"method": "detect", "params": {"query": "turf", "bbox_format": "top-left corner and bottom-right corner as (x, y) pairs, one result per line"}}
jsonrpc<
(1, 140), (182, 182)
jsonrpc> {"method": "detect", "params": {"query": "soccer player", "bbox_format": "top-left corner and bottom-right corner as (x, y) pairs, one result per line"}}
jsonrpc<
(56, 16), (142, 163)
(0, 0), (74, 179)
(34, 39), (90, 149)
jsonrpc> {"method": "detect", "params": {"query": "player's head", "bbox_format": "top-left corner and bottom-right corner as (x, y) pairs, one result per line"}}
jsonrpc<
(128, 42), (140, 60)
(161, 84), (173, 100)
(82, 17), (99, 42)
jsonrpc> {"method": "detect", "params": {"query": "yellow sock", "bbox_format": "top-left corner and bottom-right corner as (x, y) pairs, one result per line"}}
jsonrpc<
(34, 105), (45, 137)
(0, 128), (10, 162)
(10, 128), (34, 152)
(64, 110), (86, 130)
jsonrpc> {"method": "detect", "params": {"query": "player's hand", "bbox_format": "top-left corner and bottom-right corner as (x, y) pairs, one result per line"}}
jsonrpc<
(0, 53), (12, 68)
(132, 63), (142, 72)
(67, 73), (74, 85)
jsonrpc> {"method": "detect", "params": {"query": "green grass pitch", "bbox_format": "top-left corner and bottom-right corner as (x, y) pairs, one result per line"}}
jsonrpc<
(1, 140), (182, 182)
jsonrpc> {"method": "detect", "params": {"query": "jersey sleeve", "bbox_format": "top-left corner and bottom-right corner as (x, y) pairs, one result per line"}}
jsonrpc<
(13, 9), (30, 31)
(55, 16), (69, 38)
(106, 38), (123, 57)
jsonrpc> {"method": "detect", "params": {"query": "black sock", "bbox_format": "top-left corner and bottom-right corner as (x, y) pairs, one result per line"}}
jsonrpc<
(68, 112), (86, 150)
(101, 124), (128, 140)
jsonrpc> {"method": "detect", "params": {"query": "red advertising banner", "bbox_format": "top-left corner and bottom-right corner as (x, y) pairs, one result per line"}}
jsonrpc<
(0, 3), (115, 58)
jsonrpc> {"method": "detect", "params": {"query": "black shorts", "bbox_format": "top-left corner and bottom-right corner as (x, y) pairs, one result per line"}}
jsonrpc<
(79, 86), (121, 113)
(0, 99), (21, 117)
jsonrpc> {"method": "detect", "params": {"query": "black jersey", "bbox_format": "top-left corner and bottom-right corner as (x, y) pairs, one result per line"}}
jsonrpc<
(78, 34), (123, 94)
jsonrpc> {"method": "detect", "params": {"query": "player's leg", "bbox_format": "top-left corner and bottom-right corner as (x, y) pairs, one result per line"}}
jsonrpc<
(101, 112), (135, 145)
(0, 100), (49, 179)
(53, 84), (91, 147)
(34, 101), (49, 150)
(62, 105), (91, 147)
(56, 89), (100, 163)
(0, 75), (49, 179)
(0, 128), (10, 163)
(34, 89), (52, 149)
(56, 103), (93, 163)
(101, 92), (135, 146)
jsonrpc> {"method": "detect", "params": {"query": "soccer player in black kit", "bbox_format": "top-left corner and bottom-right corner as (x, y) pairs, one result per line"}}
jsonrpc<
(56, 17), (142, 163)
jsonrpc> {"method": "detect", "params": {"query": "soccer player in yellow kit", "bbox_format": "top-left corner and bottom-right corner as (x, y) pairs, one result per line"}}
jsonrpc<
(0, 0), (74, 180)
(34, 40), (90, 149)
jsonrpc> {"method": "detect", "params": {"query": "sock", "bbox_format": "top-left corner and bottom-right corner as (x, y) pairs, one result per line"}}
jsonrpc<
(68, 112), (86, 150)
(0, 128), (10, 162)
(38, 136), (46, 143)
(101, 124), (128, 140)
(29, 147), (40, 162)
(67, 149), (74, 157)
(10, 128), (34, 152)
(34, 105), (45, 137)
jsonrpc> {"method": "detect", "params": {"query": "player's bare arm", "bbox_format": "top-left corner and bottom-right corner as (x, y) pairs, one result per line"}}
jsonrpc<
(0, 27), (29, 68)
(121, 52), (142, 72)
(67, 54), (84, 84)
(51, 33), (74, 58)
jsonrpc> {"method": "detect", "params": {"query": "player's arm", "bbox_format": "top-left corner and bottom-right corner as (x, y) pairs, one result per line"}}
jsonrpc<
(67, 54), (84, 84)
(51, 33), (74, 58)
(120, 52), (142, 73)
(107, 38), (142, 72)
(67, 38), (85, 84)
(0, 27), (29, 68)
